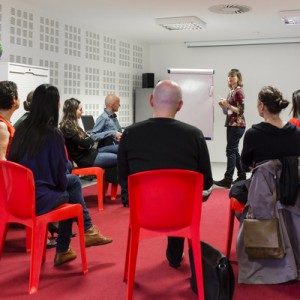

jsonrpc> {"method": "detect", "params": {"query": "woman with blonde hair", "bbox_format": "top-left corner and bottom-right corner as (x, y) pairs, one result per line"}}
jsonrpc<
(214, 69), (246, 188)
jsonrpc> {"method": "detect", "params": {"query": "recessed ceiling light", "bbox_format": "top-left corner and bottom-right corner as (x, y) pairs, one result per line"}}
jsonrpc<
(156, 16), (206, 31)
(209, 4), (251, 14)
(279, 10), (300, 25)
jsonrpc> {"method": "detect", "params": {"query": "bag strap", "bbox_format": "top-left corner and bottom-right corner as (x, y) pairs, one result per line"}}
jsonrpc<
(272, 160), (279, 219)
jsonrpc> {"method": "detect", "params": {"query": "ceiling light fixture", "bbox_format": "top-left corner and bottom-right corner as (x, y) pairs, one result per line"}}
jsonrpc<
(208, 4), (251, 14)
(185, 37), (300, 47)
(279, 10), (300, 25)
(156, 16), (206, 31)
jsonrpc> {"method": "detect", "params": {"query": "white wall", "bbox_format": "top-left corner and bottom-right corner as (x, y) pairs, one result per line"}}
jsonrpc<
(0, 0), (150, 125)
(1, 1), (299, 164)
(149, 42), (300, 162)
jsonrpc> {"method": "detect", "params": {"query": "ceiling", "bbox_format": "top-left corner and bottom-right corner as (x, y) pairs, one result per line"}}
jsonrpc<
(24, 0), (300, 45)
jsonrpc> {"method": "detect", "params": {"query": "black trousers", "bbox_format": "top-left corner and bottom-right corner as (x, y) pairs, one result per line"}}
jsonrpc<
(166, 237), (184, 264)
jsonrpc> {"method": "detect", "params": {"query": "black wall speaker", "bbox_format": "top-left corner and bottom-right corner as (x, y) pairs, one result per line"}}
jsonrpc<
(142, 73), (154, 88)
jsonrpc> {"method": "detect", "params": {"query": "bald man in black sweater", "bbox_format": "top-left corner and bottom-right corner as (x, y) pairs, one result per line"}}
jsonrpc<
(118, 80), (213, 268)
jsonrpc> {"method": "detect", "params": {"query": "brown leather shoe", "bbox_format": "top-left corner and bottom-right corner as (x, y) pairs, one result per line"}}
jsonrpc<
(84, 226), (113, 247)
(54, 248), (77, 266)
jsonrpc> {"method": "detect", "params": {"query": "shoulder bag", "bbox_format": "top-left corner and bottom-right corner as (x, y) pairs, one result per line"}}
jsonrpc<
(243, 160), (285, 259)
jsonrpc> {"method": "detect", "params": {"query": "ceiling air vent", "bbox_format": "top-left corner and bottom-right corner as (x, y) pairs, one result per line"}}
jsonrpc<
(209, 4), (251, 15)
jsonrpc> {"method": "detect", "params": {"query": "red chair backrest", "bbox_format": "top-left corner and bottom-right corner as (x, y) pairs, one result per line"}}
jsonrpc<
(0, 160), (35, 218)
(128, 169), (203, 230)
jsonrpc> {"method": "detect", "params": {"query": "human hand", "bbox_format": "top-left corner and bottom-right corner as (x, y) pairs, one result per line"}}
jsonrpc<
(218, 98), (227, 108)
(116, 131), (122, 142)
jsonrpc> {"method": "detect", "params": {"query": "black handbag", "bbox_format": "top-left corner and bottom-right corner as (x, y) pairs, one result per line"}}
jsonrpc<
(189, 241), (235, 300)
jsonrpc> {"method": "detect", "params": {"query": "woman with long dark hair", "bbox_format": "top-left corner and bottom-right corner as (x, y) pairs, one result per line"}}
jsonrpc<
(8, 84), (112, 266)
(60, 98), (117, 168)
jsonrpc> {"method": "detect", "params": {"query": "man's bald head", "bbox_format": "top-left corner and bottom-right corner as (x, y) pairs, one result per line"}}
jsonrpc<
(105, 94), (119, 106)
(105, 94), (120, 113)
(151, 80), (183, 118)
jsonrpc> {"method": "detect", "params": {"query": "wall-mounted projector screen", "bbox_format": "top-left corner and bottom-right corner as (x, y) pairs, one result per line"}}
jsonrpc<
(168, 68), (214, 140)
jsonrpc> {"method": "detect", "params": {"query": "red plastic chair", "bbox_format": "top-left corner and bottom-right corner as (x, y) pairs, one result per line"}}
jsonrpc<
(225, 197), (245, 258)
(0, 161), (88, 294)
(64, 146), (104, 211)
(123, 169), (205, 300)
(71, 166), (105, 211)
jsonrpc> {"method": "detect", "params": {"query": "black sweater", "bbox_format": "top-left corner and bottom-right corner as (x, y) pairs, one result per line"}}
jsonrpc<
(241, 122), (300, 170)
(118, 118), (213, 191)
(64, 129), (97, 168)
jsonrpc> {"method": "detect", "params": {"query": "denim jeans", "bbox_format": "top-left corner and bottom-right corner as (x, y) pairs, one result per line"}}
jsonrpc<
(93, 144), (118, 168)
(225, 126), (246, 180)
(45, 174), (93, 252)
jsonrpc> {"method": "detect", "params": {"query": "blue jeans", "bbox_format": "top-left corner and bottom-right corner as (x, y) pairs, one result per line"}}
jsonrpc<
(225, 126), (246, 179)
(49, 174), (93, 252)
(93, 144), (118, 168)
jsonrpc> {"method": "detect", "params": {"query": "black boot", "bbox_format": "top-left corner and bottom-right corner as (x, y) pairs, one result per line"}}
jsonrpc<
(213, 177), (232, 189)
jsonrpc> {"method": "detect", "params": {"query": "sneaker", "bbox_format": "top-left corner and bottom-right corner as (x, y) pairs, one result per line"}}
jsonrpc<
(213, 177), (232, 189)
(232, 174), (247, 184)
(84, 225), (113, 247)
(47, 238), (57, 249)
(54, 248), (77, 266)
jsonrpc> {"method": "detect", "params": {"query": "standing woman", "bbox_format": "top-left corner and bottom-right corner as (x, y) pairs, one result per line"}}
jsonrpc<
(60, 98), (118, 168)
(214, 69), (246, 188)
(289, 89), (300, 128)
(8, 84), (112, 267)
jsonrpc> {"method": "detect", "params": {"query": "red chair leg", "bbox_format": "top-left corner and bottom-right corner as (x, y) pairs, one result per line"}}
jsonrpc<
(226, 198), (245, 258)
(77, 210), (88, 275)
(0, 223), (9, 259)
(29, 222), (48, 294)
(191, 238), (205, 300)
(226, 207), (235, 258)
(111, 184), (118, 201)
(95, 173), (104, 211)
(126, 228), (140, 300)
(123, 227), (131, 282)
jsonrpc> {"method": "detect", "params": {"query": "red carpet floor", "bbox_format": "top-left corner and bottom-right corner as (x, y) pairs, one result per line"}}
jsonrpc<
(0, 186), (299, 299)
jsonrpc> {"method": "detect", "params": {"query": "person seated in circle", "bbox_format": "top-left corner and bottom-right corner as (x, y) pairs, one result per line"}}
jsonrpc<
(8, 84), (112, 266)
(289, 89), (300, 128)
(0, 81), (19, 160)
(14, 90), (33, 129)
(60, 98), (118, 169)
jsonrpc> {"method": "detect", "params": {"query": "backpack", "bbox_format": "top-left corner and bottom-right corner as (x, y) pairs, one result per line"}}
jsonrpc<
(189, 241), (235, 300)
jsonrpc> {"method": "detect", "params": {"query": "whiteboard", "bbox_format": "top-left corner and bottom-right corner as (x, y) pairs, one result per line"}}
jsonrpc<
(168, 68), (214, 140)
(0, 62), (50, 123)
